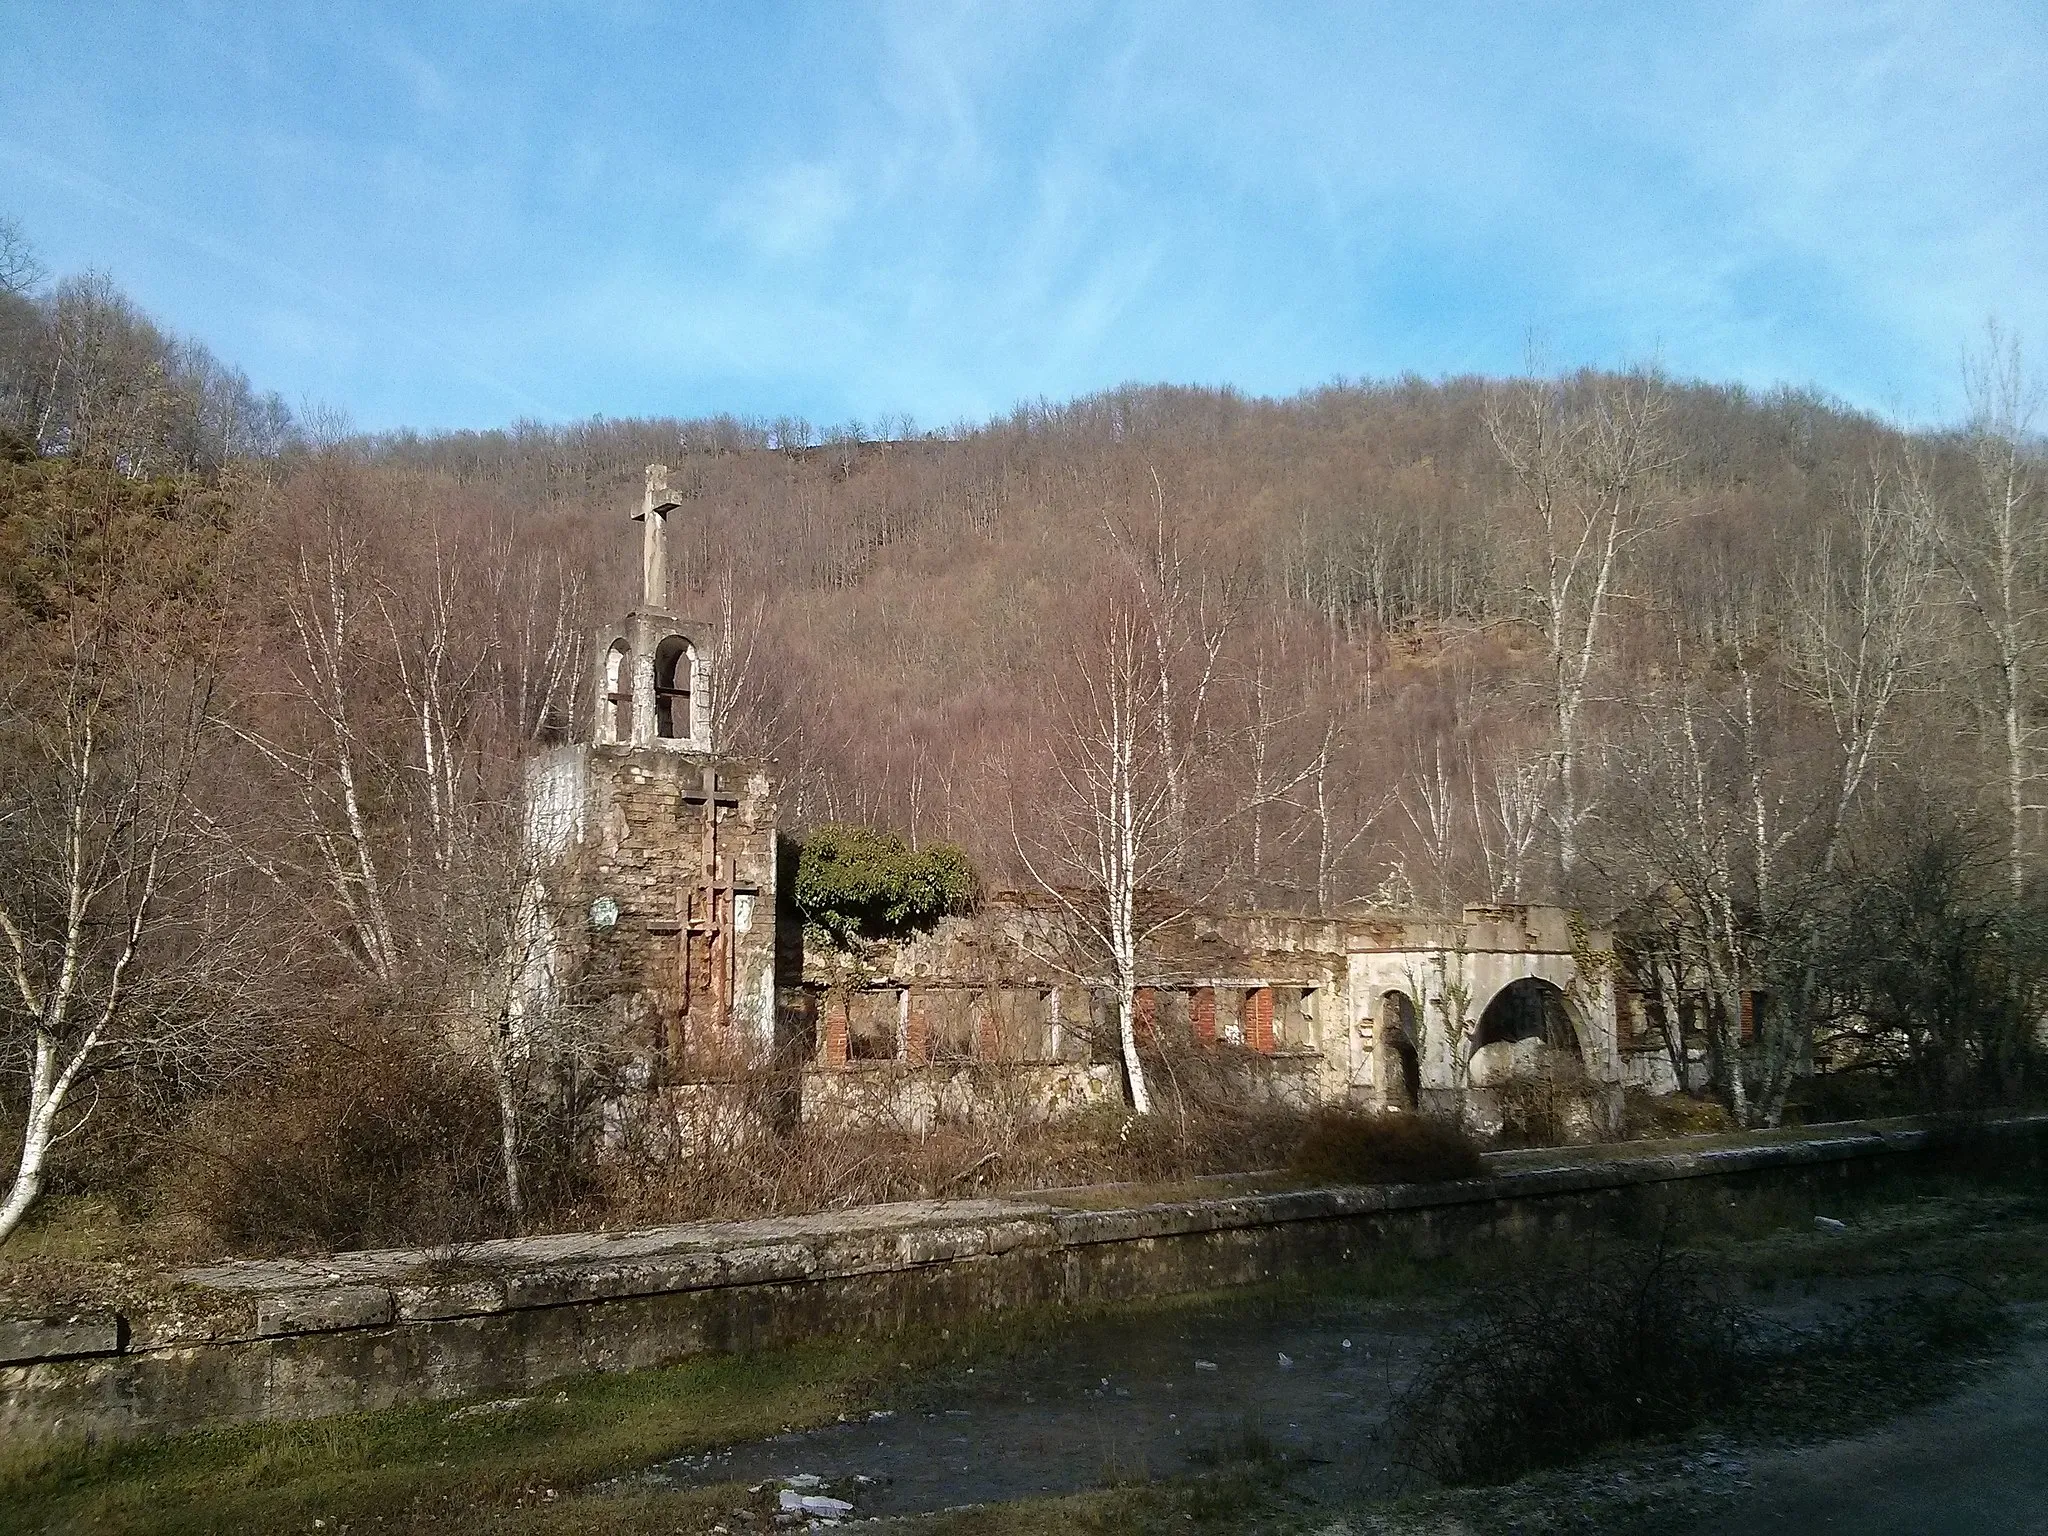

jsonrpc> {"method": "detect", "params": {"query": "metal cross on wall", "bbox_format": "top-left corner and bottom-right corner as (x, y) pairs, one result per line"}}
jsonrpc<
(648, 765), (759, 1077)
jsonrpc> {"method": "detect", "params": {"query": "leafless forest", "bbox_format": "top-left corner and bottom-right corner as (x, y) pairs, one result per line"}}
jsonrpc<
(2, 230), (2041, 1254)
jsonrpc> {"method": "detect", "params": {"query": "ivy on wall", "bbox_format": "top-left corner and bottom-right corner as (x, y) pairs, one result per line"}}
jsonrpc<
(792, 824), (977, 950)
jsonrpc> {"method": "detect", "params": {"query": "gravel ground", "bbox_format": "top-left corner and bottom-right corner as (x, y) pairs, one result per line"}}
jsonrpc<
(1680, 1330), (2048, 1536)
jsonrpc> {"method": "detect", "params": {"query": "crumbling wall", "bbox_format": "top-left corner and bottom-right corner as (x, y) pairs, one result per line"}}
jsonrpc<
(528, 744), (781, 1068)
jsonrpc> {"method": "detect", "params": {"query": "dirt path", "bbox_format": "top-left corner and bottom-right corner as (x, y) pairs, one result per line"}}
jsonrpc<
(1685, 1333), (2048, 1536)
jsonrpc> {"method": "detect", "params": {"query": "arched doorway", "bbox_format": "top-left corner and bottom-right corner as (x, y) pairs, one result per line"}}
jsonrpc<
(1379, 990), (1421, 1111)
(1469, 977), (1585, 1090)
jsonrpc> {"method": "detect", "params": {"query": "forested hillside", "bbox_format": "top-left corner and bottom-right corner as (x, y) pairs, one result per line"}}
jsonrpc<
(359, 375), (1953, 908)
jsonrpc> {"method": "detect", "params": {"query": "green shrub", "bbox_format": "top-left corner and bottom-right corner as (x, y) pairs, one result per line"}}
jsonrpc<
(1288, 1109), (1486, 1185)
(792, 824), (977, 949)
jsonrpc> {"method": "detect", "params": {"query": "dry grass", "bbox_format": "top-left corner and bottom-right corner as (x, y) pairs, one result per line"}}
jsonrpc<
(1622, 1087), (1736, 1140)
(582, 1070), (1313, 1231)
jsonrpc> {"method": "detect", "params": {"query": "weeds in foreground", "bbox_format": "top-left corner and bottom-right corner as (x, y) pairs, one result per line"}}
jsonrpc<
(1389, 1229), (2024, 1497)
(1738, 1282), (2012, 1441)
(1390, 1241), (1750, 1487)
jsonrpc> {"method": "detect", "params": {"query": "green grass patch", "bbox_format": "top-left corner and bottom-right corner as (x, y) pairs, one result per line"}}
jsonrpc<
(1, 1341), (874, 1535)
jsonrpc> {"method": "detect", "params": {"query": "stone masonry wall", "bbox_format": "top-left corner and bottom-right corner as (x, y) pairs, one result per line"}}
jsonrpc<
(529, 744), (781, 1063)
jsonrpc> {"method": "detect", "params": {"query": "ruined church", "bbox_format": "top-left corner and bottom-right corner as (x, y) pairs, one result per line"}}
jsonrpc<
(522, 469), (1673, 1139)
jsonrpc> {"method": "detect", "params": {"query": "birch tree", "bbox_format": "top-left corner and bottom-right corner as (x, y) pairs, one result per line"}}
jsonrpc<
(1603, 494), (1927, 1128)
(1015, 588), (1215, 1115)
(1913, 330), (2044, 898)
(220, 466), (588, 1214)
(1307, 713), (1393, 914)
(1470, 743), (1552, 903)
(1488, 371), (1679, 878)
(0, 460), (253, 1243)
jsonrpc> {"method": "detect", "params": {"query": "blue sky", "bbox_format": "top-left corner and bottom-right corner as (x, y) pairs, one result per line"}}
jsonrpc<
(3, 1), (2042, 434)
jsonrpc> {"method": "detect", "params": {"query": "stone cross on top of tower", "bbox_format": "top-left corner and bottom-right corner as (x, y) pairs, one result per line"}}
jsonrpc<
(634, 464), (682, 612)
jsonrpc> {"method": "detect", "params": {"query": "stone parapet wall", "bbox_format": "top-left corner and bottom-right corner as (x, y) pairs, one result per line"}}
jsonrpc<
(6, 1113), (2041, 1447)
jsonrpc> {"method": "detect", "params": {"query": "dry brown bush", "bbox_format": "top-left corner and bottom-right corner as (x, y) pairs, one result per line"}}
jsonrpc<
(1287, 1108), (1486, 1185)
(576, 1063), (1317, 1230)
(168, 1019), (508, 1255)
(1492, 1072), (1621, 1146)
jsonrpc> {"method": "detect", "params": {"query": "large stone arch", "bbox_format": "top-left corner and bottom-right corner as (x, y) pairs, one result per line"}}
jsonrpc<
(1466, 975), (1587, 1087)
(1474, 975), (1582, 1050)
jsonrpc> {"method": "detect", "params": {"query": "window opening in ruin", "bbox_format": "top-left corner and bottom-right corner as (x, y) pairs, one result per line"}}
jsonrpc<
(969, 990), (1003, 1060)
(1271, 985), (1314, 1049)
(1153, 987), (1191, 1046)
(916, 988), (973, 1061)
(1134, 986), (1157, 1046)
(1474, 977), (1581, 1053)
(1217, 986), (1245, 1046)
(1191, 986), (1218, 1046)
(985, 988), (1047, 1060)
(605, 639), (631, 740)
(846, 988), (900, 1061)
(653, 635), (693, 740)
(1087, 989), (1118, 1062)
(1739, 988), (1769, 1046)
(1240, 986), (1275, 1052)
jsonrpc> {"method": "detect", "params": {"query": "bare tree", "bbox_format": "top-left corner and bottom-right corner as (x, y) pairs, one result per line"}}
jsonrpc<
(1400, 741), (1463, 912)
(1014, 586), (1217, 1115)
(1911, 328), (2044, 898)
(1227, 635), (1322, 902)
(1115, 474), (1232, 881)
(1791, 463), (1933, 874)
(0, 214), (44, 298)
(1307, 713), (1393, 914)
(0, 464), (254, 1243)
(1489, 370), (1679, 877)
(704, 567), (791, 761)
(1470, 741), (1552, 903)
(1601, 533), (1924, 1128)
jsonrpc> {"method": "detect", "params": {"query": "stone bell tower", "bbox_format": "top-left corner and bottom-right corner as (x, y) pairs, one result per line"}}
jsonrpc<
(523, 465), (785, 1070)
(592, 465), (716, 752)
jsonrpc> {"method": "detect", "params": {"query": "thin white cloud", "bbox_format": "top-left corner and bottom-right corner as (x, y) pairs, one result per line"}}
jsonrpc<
(716, 163), (856, 261)
(0, 137), (559, 419)
(4, 1), (2040, 430)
